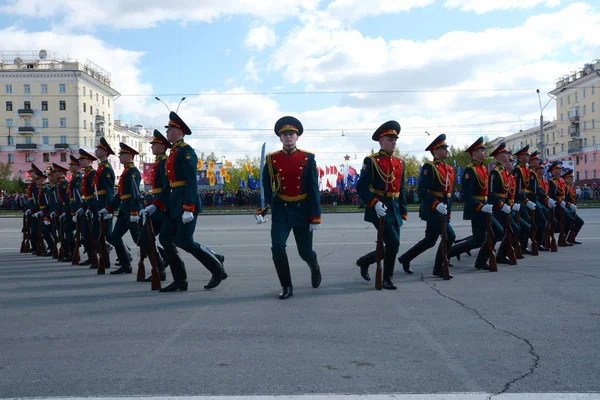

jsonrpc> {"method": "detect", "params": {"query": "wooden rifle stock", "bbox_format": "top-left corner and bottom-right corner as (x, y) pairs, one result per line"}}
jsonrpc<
(36, 216), (44, 256)
(549, 208), (557, 252)
(514, 211), (523, 259)
(25, 215), (31, 252)
(87, 213), (99, 268)
(97, 217), (107, 274)
(558, 206), (568, 247)
(486, 213), (497, 272)
(567, 210), (577, 243)
(136, 217), (146, 282)
(146, 215), (162, 291)
(57, 217), (66, 261)
(20, 214), (28, 253)
(51, 216), (59, 259)
(72, 215), (81, 265)
(374, 216), (385, 290)
(504, 213), (517, 265)
(529, 208), (539, 255)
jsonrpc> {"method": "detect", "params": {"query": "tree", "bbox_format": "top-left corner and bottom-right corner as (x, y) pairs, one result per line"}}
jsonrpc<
(221, 156), (261, 191)
(198, 151), (219, 162)
(0, 162), (27, 194)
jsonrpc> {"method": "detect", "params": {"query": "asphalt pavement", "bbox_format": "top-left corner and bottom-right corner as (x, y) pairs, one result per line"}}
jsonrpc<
(0, 210), (599, 399)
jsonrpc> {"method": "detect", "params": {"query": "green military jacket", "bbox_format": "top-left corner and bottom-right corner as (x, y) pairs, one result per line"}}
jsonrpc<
(93, 160), (115, 212)
(461, 160), (488, 220)
(417, 159), (454, 221)
(107, 163), (141, 216)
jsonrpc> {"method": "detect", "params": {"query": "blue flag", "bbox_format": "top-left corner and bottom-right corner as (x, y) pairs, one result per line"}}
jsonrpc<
(456, 166), (462, 184)
(239, 179), (245, 189)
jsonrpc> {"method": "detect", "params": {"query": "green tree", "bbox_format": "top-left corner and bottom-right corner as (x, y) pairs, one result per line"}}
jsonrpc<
(0, 162), (26, 194)
(222, 156), (261, 192)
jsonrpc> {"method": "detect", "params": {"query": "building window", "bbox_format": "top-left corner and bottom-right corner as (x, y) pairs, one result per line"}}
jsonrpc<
(43, 136), (49, 145)
(60, 153), (67, 162)
(24, 84), (30, 94)
(84, 137), (87, 146)
(593, 102), (596, 113)
(25, 153), (33, 162)
(6, 119), (13, 127)
(584, 88), (587, 98)
(24, 101), (31, 110)
(584, 122), (587, 130)
(593, 120), (596, 130)
(575, 92), (578, 102)
(561, 144), (564, 152)
(96, 93), (99, 102)
(59, 84), (66, 93)
(568, 95), (570, 105)
(584, 138), (588, 147)
(594, 136), (597, 145)
(59, 101), (66, 110)
(60, 135), (67, 144)
(43, 153), (50, 162)
(42, 118), (48, 128)
(60, 118), (66, 128)
(584, 105), (587, 115)
(90, 122), (94, 132)
(90, 106), (93, 116)
(108, 114), (111, 123)
(25, 136), (32, 144)
(593, 86), (596, 95)
(41, 84), (47, 94)
(5, 84), (12, 93)
(102, 96), (104, 104)
(108, 99), (110, 108)
(552, 132), (555, 141)
(584, 154), (587, 163)
(553, 147), (555, 155)
(594, 169), (597, 179)
(594, 153), (597, 162)
(83, 103), (86, 112)
(560, 98), (563, 107)
(83, 120), (87, 129)
(83, 87), (86, 96)
(24, 119), (31, 128)
(41, 101), (48, 111)
(6, 101), (12, 111)
(7, 136), (14, 145)
(7, 153), (14, 162)
(561, 128), (563, 136)
(89, 90), (92, 100)
(584, 170), (588, 179)
(560, 113), (563, 121)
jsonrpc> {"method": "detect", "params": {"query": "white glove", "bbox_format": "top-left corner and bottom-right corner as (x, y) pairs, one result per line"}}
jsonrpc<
(50, 211), (56, 218)
(72, 216), (78, 223)
(309, 223), (320, 232)
(560, 200), (566, 208)
(85, 209), (92, 217)
(547, 198), (556, 209)
(570, 204), (578, 212)
(145, 204), (157, 216)
(76, 208), (84, 216)
(526, 201), (536, 210)
(43, 220), (50, 226)
(435, 203), (448, 215)
(98, 208), (109, 218)
(102, 213), (113, 220)
(60, 213), (67, 220)
(512, 203), (521, 212)
(481, 204), (493, 214)
(130, 215), (139, 223)
(182, 211), (194, 224)
(374, 202), (387, 218)
(501, 204), (511, 214)
(256, 215), (264, 224)
(36, 211), (44, 218)
(25, 209), (31, 216)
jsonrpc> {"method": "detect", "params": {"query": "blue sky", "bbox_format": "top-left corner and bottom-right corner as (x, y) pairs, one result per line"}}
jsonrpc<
(0, 0), (598, 166)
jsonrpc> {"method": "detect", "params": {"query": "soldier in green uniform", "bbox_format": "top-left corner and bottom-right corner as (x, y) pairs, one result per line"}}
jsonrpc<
(100, 143), (141, 274)
(528, 151), (554, 250)
(512, 146), (538, 254)
(563, 169), (583, 244)
(64, 155), (82, 261)
(447, 137), (503, 270)
(397, 134), (455, 279)
(25, 164), (42, 254)
(547, 162), (573, 244)
(138, 130), (171, 282)
(355, 121), (407, 289)
(51, 163), (71, 262)
(35, 168), (54, 257)
(76, 149), (97, 267)
(487, 143), (517, 264)
(260, 116), (321, 299)
(145, 111), (227, 292)
(93, 137), (116, 268)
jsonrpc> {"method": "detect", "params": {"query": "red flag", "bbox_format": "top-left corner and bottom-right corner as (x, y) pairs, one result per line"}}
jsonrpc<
(319, 167), (324, 178)
(326, 166), (330, 175)
(332, 166), (338, 175)
(326, 179), (332, 189)
(349, 165), (357, 177)
(337, 172), (344, 182)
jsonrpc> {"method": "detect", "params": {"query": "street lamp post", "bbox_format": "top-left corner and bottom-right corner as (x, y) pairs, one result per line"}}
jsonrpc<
(537, 89), (556, 163)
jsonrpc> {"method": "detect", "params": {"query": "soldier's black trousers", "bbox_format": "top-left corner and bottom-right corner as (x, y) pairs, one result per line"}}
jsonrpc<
(400, 213), (456, 268)
(271, 220), (317, 287)
(107, 213), (139, 268)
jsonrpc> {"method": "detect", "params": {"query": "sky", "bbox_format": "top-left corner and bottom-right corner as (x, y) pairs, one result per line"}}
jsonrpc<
(0, 0), (598, 169)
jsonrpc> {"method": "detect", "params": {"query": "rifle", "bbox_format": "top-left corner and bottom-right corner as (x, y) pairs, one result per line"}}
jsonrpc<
(20, 214), (28, 253)
(51, 215), (59, 259)
(513, 211), (524, 259)
(375, 216), (385, 290)
(57, 216), (66, 261)
(486, 213), (498, 272)
(36, 215), (44, 256)
(567, 209), (577, 243)
(558, 205), (568, 247)
(72, 214), (81, 265)
(146, 214), (162, 291)
(97, 216), (107, 274)
(547, 208), (557, 252)
(504, 213), (517, 264)
(529, 208), (539, 255)
(136, 216), (146, 282)
(439, 171), (451, 280)
(87, 212), (99, 268)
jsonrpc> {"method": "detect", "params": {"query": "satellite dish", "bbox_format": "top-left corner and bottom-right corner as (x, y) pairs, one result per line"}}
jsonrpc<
(14, 57), (22, 64)
(39, 49), (48, 60)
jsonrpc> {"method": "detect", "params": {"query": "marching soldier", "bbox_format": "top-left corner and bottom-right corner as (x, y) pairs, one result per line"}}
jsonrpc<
(51, 163), (71, 262)
(93, 138), (116, 268)
(528, 151), (555, 249)
(137, 130), (171, 282)
(487, 142), (515, 264)
(512, 146), (538, 254)
(563, 169), (584, 244)
(35, 167), (54, 257)
(100, 143), (141, 274)
(356, 121), (407, 289)
(25, 164), (42, 254)
(65, 155), (82, 261)
(145, 111), (227, 292)
(76, 149), (98, 267)
(261, 116), (322, 299)
(447, 137), (503, 270)
(397, 134), (455, 279)
(506, 153), (528, 257)
(547, 162), (573, 245)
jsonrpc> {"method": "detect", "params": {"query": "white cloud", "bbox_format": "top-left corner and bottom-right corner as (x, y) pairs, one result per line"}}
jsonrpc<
(244, 25), (277, 51)
(326, 0), (435, 21)
(0, 0), (322, 30)
(444, 0), (562, 14)
(245, 57), (261, 82)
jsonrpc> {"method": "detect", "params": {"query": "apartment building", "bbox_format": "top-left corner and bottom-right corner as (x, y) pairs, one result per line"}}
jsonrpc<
(549, 60), (600, 184)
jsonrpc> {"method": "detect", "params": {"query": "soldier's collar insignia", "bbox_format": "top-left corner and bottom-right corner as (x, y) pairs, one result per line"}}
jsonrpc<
(282, 147), (298, 155)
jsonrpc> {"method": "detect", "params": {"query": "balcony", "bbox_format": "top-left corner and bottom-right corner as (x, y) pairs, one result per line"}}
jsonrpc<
(568, 139), (583, 155)
(95, 115), (105, 124)
(54, 143), (70, 149)
(17, 108), (34, 116)
(568, 125), (580, 138)
(18, 126), (35, 134)
(569, 115), (580, 123)
(16, 143), (37, 150)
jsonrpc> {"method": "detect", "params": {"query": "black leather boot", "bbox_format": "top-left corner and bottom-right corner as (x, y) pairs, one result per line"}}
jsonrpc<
(356, 251), (376, 281)
(309, 259), (321, 288)
(159, 280), (188, 292)
(382, 250), (398, 290)
(279, 286), (293, 299)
